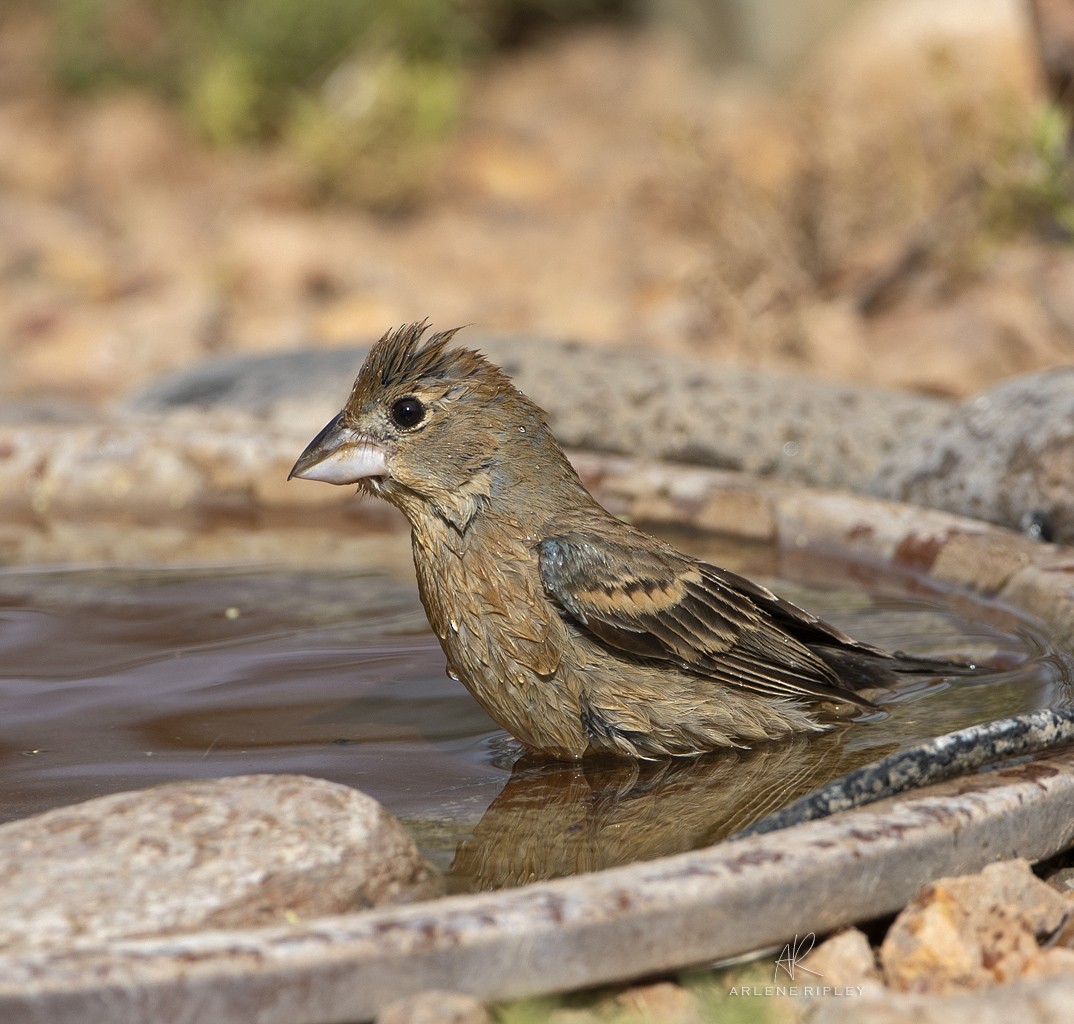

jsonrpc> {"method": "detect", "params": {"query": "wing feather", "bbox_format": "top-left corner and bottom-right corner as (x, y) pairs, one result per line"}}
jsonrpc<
(538, 531), (875, 708)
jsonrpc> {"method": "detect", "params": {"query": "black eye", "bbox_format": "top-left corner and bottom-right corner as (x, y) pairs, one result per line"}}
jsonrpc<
(390, 396), (426, 429)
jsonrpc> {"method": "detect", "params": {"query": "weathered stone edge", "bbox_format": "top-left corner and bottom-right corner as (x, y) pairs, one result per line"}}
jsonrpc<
(1, 753), (1073, 1022)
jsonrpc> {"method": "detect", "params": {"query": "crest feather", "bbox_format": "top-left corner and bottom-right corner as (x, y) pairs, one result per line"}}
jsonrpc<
(350, 321), (508, 402)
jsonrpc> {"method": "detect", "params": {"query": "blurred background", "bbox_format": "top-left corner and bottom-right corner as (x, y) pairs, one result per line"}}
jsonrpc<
(2, 0), (1073, 410)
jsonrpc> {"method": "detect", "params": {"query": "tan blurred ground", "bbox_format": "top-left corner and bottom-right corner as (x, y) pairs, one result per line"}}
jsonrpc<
(2, 0), (1073, 409)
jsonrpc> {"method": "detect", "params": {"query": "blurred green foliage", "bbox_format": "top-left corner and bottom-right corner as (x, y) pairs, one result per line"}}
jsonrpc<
(986, 103), (1074, 241)
(42, 0), (630, 206)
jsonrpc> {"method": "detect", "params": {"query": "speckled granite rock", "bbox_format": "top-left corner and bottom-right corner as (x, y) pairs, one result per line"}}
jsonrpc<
(0, 774), (441, 955)
(868, 368), (1074, 541)
(125, 336), (953, 492)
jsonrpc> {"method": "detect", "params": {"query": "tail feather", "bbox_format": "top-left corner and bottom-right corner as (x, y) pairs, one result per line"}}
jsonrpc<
(812, 645), (983, 690)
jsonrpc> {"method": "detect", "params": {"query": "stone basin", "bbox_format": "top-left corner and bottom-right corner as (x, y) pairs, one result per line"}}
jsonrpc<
(3, 411), (1074, 1022)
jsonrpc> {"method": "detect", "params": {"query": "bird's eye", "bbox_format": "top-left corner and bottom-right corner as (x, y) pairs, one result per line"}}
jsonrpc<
(390, 396), (426, 429)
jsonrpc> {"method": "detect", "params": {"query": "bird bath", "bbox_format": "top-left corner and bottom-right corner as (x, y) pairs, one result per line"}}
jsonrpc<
(0, 524), (1066, 893)
(4, 451), (1074, 1021)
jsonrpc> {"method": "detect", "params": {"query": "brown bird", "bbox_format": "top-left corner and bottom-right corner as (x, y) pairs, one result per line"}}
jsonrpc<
(290, 322), (975, 760)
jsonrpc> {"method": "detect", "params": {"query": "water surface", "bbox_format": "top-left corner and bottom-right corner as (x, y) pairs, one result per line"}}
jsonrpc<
(1, 529), (1069, 891)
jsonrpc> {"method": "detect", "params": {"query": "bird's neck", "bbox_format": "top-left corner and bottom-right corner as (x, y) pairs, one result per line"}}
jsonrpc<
(372, 473), (493, 535)
(376, 443), (592, 539)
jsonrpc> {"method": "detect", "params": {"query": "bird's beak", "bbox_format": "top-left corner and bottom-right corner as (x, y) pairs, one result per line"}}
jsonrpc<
(288, 412), (388, 485)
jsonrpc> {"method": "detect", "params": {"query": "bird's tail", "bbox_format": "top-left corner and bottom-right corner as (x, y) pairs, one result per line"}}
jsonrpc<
(813, 645), (985, 690)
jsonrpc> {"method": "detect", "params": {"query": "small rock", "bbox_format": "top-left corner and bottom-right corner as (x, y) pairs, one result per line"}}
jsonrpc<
(880, 859), (1072, 994)
(611, 980), (703, 1023)
(376, 990), (490, 1024)
(0, 774), (441, 955)
(805, 976), (1074, 1024)
(807, 928), (884, 995)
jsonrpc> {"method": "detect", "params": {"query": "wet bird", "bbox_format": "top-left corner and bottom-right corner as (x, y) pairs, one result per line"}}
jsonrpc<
(290, 322), (975, 760)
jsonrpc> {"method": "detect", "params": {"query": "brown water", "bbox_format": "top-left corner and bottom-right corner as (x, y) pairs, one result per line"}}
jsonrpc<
(1, 529), (1070, 892)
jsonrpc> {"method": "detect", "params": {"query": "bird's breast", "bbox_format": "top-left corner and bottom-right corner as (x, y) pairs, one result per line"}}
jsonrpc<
(408, 515), (592, 757)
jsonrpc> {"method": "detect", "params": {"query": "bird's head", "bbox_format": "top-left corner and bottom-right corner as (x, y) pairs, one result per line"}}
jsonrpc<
(289, 322), (579, 530)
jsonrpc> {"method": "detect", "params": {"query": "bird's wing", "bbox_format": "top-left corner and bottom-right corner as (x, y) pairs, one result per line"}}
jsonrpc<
(537, 531), (874, 707)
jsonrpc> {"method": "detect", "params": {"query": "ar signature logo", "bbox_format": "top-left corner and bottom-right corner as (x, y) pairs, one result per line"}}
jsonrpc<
(774, 933), (821, 983)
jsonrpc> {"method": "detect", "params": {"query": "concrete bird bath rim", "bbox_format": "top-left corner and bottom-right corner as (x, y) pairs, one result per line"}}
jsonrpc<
(2, 444), (1074, 1022)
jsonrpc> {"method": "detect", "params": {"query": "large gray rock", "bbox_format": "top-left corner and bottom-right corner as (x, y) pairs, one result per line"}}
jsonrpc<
(869, 368), (1074, 542)
(125, 335), (952, 492)
(0, 774), (441, 955)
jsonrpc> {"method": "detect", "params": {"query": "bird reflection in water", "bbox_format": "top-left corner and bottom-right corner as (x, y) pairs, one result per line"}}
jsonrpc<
(449, 729), (892, 892)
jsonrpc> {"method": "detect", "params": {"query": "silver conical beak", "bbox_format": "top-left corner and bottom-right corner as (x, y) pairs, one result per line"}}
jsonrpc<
(288, 412), (388, 485)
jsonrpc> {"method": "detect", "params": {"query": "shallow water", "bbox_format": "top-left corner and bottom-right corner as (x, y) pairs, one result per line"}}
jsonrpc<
(1, 529), (1070, 892)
